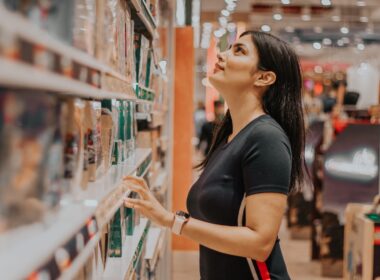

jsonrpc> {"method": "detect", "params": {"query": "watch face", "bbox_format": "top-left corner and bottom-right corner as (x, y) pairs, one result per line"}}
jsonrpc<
(176, 211), (190, 219)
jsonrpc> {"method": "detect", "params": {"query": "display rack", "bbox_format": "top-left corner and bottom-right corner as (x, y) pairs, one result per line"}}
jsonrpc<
(0, 0), (173, 278)
(0, 149), (152, 280)
(128, 0), (158, 39)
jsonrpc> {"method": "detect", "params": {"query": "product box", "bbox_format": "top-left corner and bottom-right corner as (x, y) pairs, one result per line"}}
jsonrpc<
(320, 212), (344, 277)
(84, 100), (102, 182)
(108, 208), (124, 257)
(2, 0), (75, 45)
(73, 0), (97, 55)
(61, 98), (85, 195)
(100, 100), (115, 173)
(0, 89), (61, 232)
(344, 204), (380, 279)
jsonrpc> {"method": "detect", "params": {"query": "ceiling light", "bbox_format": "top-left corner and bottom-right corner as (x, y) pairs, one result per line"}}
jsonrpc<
(314, 26), (323, 33)
(221, 9), (230, 17)
(357, 43), (365, 50)
(313, 42), (322, 50)
(214, 28), (226, 38)
(301, 7), (311, 21)
(356, 0), (366, 6)
(340, 26), (349, 34)
(219, 17), (228, 27)
(314, 65), (323, 74)
(261, 24), (271, 32)
(360, 16), (368, 22)
(203, 22), (213, 30)
(281, 0), (290, 4)
(227, 22), (236, 32)
(226, 3), (237, 11)
(321, 0), (332, 6)
(273, 13), (283, 21)
(337, 39), (344, 46)
(285, 26), (295, 33)
(332, 15), (341, 22)
(322, 38), (332, 45)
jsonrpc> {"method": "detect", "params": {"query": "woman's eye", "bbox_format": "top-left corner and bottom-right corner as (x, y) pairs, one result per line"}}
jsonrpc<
(235, 46), (244, 54)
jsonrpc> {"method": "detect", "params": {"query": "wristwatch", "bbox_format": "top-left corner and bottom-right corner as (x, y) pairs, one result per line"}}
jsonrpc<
(171, 211), (190, 235)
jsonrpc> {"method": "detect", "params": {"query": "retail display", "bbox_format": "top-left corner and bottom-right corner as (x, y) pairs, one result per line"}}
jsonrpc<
(0, 0), (170, 279)
(344, 201), (380, 279)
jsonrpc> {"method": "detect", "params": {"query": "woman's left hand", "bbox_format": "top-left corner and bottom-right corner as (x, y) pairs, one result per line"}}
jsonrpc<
(123, 176), (174, 228)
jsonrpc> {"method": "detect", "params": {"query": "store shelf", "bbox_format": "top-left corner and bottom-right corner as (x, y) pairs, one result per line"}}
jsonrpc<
(58, 232), (101, 280)
(0, 148), (152, 280)
(144, 227), (165, 271)
(152, 170), (168, 196)
(102, 218), (150, 280)
(128, 0), (158, 39)
(0, 6), (135, 100)
(0, 58), (135, 100)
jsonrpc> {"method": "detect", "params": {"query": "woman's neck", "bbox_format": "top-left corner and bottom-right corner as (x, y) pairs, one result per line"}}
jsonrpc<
(224, 91), (265, 142)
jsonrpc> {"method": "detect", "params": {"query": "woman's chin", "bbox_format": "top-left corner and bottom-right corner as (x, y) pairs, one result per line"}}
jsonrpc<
(208, 75), (224, 89)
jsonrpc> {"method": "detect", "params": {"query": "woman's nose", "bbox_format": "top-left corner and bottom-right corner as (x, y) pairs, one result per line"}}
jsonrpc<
(217, 52), (226, 62)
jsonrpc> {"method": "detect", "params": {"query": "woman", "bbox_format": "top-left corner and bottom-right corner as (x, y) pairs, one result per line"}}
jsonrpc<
(124, 31), (305, 280)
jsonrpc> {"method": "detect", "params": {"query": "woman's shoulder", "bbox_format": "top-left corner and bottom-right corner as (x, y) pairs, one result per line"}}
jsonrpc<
(247, 115), (288, 141)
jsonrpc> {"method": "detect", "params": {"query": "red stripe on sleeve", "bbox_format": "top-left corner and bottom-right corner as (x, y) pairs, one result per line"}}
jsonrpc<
(256, 261), (271, 280)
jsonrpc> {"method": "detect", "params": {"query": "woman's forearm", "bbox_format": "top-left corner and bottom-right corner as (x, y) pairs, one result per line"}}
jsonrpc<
(180, 217), (273, 262)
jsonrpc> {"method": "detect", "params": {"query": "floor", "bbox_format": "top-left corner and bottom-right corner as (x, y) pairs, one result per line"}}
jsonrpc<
(172, 222), (340, 280)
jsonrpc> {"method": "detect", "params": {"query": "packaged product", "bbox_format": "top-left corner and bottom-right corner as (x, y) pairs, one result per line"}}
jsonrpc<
(96, 0), (126, 72)
(73, 0), (97, 55)
(61, 98), (84, 194)
(111, 100), (121, 165)
(84, 100), (98, 182)
(99, 225), (109, 269)
(100, 100), (115, 173)
(0, 89), (60, 231)
(108, 209), (123, 257)
(125, 7), (133, 81)
(2, 0), (76, 45)
(117, 100), (126, 162)
(134, 33), (143, 88)
(138, 35), (150, 88)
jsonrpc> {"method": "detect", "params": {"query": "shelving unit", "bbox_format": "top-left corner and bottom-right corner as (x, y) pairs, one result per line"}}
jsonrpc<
(0, 6), (135, 100)
(128, 0), (158, 39)
(0, 149), (152, 280)
(0, 0), (173, 278)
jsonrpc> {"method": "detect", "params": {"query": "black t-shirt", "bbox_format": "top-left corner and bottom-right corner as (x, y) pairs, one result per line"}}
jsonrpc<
(187, 115), (292, 280)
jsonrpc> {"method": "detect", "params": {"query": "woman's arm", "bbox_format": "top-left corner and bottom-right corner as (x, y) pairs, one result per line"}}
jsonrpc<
(123, 176), (286, 262)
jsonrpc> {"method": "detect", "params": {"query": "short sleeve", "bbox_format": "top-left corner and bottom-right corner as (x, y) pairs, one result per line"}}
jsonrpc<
(242, 124), (292, 196)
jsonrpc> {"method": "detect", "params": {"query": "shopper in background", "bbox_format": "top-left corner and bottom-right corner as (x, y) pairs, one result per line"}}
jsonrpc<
(124, 31), (305, 280)
(194, 101), (207, 138)
(197, 100), (225, 156)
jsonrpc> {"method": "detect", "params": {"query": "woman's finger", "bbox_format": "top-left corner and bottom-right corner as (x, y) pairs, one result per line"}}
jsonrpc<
(125, 182), (149, 199)
(124, 176), (149, 190)
(124, 197), (150, 209)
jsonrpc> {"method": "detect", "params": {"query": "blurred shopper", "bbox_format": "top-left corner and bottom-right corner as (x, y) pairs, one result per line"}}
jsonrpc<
(194, 101), (206, 138)
(124, 31), (305, 280)
(197, 100), (224, 156)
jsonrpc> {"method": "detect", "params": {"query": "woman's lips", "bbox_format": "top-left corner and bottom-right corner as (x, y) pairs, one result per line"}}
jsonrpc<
(213, 63), (224, 73)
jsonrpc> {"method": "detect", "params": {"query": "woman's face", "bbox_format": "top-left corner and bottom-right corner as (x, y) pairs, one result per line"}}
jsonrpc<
(208, 35), (260, 92)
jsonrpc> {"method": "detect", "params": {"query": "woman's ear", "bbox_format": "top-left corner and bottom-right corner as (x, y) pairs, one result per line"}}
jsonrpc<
(254, 71), (276, 87)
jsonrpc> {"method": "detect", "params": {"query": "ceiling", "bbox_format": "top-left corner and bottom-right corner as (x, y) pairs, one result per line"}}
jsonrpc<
(200, 0), (380, 63)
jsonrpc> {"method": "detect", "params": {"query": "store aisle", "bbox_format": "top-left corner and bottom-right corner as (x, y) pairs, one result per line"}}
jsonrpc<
(172, 220), (339, 280)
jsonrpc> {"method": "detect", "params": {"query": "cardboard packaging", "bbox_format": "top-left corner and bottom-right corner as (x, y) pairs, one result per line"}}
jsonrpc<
(344, 203), (380, 280)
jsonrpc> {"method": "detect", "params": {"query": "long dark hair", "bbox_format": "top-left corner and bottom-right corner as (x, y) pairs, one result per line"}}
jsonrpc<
(198, 31), (305, 193)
